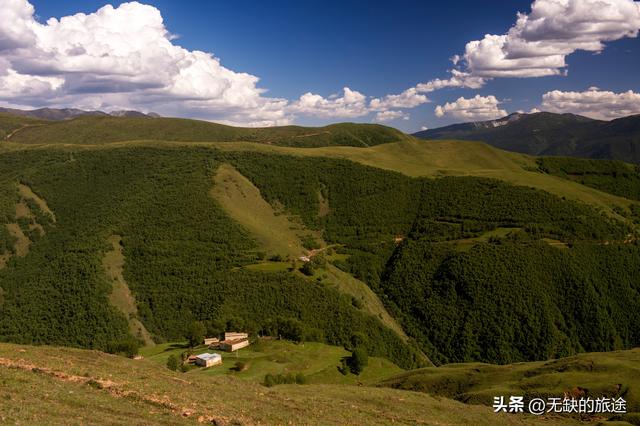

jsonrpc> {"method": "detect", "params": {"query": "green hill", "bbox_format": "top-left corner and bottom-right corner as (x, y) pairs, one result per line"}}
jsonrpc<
(0, 142), (637, 366)
(3, 114), (408, 147)
(0, 113), (48, 140)
(380, 348), (640, 423)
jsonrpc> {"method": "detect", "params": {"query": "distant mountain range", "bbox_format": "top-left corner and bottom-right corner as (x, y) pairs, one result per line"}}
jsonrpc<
(0, 107), (160, 121)
(414, 112), (640, 163)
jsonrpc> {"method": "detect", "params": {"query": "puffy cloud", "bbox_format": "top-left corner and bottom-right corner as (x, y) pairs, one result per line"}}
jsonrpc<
(374, 110), (409, 122)
(415, 69), (486, 92)
(0, 0), (37, 51)
(460, 0), (640, 78)
(0, 1), (446, 126)
(541, 88), (640, 119)
(370, 88), (428, 110)
(289, 87), (369, 118)
(0, 0), (293, 125)
(435, 95), (507, 120)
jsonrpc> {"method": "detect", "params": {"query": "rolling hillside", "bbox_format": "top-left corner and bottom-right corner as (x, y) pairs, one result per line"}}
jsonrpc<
(3, 113), (408, 147)
(0, 343), (573, 425)
(414, 112), (640, 164)
(380, 348), (640, 422)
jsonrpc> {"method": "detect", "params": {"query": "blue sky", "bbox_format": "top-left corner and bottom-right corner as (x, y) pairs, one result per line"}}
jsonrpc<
(4, 0), (640, 130)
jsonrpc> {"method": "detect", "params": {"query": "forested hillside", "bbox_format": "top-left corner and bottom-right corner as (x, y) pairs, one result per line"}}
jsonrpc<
(0, 148), (422, 369)
(0, 143), (638, 370)
(538, 157), (640, 202)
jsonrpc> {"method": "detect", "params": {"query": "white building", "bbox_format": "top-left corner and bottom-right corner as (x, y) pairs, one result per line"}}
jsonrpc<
(195, 353), (222, 367)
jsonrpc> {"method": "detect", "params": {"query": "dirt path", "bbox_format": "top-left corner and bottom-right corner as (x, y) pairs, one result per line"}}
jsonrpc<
(4, 123), (47, 141)
(103, 235), (154, 346)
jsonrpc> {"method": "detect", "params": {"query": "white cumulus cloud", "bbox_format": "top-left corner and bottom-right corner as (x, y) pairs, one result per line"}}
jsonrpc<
(374, 110), (409, 122)
(289, 87), (369, 119)
(0, 0), (454, 126)
(0, 1), (292, 125)
(541, 88), (640, 120)
(415, 69), (486, 93)
(435, 95), (507, 120)
(459, 0), (640, 78)
(370, 88), (429, 111)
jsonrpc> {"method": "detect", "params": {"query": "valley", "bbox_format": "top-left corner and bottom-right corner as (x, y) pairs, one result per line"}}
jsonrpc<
(0, 113), (639, 424)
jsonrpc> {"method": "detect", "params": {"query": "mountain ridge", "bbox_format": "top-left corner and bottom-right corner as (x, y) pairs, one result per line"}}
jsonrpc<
(414, 112), (640, 163)
(0, 106), (160, 121)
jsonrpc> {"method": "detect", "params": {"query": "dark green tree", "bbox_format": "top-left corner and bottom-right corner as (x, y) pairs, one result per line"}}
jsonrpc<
(184, 321), (206, 348)
(348, 347), (369, 375)
(166, 354), (179, 371)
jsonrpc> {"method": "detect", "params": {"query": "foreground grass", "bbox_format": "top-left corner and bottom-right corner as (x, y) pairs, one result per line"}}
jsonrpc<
(0, 343), (567, 425)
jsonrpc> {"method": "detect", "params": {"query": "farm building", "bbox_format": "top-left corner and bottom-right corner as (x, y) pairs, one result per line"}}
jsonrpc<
(195, 353), (222, 367)
(224, 332), (249, 341)
(204, 337), (220, 346)
(219, 338), (250, 352)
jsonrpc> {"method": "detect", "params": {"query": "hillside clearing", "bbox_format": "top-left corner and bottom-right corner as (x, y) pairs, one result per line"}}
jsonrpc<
(211, 163), (411, 350)
(18, 183), (56, 221)
(211, 163), (307, 259)
(102, 235), (154, 346)
(141, 339), (403, 386)
(5, 223), (29, 257)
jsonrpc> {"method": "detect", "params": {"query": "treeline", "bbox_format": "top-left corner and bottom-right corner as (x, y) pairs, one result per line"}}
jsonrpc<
(538, 156), (640, 201)
(231, 154), (629, 244)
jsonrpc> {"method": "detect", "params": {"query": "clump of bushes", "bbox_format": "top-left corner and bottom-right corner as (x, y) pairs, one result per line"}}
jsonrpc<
(263, 372), (306, 387)
(105, 339), (139, 358)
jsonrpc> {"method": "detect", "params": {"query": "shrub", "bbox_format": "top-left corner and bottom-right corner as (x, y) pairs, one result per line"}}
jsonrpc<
(166, 354), (179, 371)
(348, 347), (369, 375)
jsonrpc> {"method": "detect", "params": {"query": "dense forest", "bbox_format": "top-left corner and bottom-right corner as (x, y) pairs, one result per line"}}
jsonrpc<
(0, 148), (422, 368)
(537, 156), (640, 202)
(229, 153), (639, 364)
(0, 145), (638, 368)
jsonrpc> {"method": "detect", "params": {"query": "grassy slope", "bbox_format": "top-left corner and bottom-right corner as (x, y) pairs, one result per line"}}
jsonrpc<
(102, 234), (154, 346)
(211, 163), (307, 258)
(0, 113), (47, 140)
(204, 139), (638, 219)
(140, 339), (402, 386)
(7, 115), (408, 147)
(5, 138), (633, 220)
(380, 348), (640, 416)
(0, 343), (566, 425)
